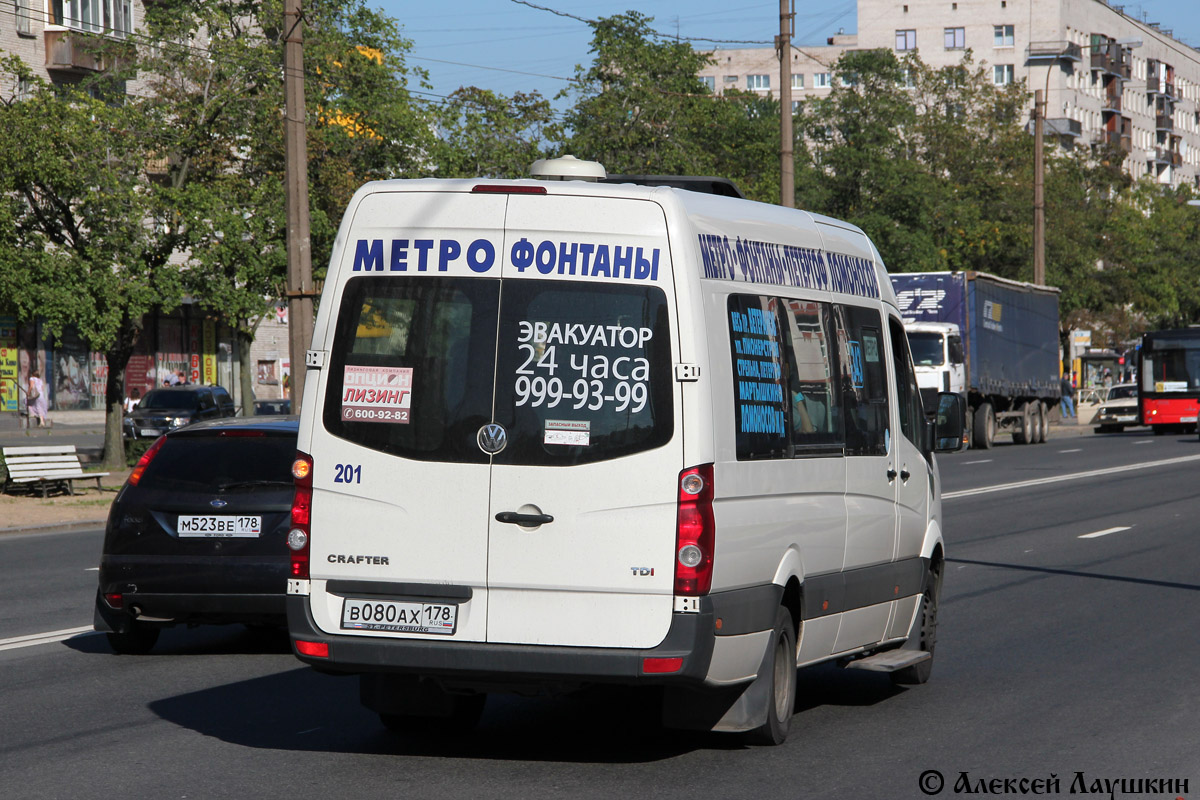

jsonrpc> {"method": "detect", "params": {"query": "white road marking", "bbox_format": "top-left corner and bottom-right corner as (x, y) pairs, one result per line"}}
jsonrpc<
(0, 626), (97, 653)
(1058, 449), (1082, 453)
(1079, 526), (1133, 539)
(1134, 440), (1153, 445)
(963, 459), (993, 465)
(943, 454), (1200, 500)
(84, 567), (98, 571)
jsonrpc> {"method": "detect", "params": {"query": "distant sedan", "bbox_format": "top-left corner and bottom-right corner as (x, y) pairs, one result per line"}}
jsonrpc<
(1094, 383), (1139, 433)
(254, 398), (291, 415)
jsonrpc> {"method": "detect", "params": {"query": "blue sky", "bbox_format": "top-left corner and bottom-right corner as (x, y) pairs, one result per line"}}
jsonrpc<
(378, 0), (1200, 114)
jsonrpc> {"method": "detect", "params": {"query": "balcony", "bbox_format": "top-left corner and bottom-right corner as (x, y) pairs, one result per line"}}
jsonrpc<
(1102, 93), (1122, 114)
(1026, 41), (1082, 63)
(1151, 147), (1181, 166)
(44, 29), (102, 73)
(1156, 114), (1174, 132)
(1046, 117), (1082, 138)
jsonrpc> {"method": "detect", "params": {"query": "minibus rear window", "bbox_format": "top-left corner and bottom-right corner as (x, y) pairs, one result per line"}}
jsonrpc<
(491, 280), (674, 466)
(323, 277), (500, 464)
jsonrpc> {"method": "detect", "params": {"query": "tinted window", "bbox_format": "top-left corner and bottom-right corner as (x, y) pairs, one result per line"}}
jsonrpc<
(835, 304), (890, 456)
(324, 277), (499, 464)
(139, 390), (200, 411)
(729, 295), (789, 460)
(140, 434), (296, 489)
(889, 316), (926, 448)
(492, 280), (673, 466)
(782, 299), (842, 453)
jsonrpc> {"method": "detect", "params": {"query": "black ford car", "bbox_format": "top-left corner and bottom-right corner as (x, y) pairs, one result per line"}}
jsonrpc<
(95, 416), (299, 654)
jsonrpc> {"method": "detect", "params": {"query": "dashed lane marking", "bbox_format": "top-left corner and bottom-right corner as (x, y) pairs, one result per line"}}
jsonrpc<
(1079, 526), (1132, 539)
(943, 454), (1200, 500)
(0, 626), (96, 653)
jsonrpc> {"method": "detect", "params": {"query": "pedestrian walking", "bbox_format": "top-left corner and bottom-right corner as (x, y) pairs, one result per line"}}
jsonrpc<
(27, 368), (48, 427)
(1060, 373), (1075, 418)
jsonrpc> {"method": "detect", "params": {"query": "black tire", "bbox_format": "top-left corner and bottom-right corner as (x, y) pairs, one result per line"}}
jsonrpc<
(893, 562), (941, 686)
(1013, 403), (1033, 444)
(106, 624), (160, 655)
(1034, 402), (1048, 444)
(972, 403), (995, 449)
(380, 693), (486, 737)
(746, 606), (797, 746)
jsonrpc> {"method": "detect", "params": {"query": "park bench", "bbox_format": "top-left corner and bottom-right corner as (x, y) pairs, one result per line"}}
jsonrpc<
(2, 445), (111, 497)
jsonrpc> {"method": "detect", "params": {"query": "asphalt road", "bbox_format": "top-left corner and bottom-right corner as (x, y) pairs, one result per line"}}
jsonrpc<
(1, 429), (1197, 799)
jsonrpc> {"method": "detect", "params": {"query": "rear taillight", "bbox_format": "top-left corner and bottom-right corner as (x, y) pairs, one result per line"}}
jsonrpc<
(289, 451), (313, 579)
(128, 436), (167, 486)
(675, 464), (715, 596)
(104, 592), (124, 609)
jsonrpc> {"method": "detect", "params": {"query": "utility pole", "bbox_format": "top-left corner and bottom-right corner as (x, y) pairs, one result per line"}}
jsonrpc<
(777, 0), (794, 208)
(1033, 88), (1045, 286)
(284, 0), (314, 414)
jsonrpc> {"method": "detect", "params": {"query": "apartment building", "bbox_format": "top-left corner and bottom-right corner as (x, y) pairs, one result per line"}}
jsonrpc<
(698, 0), (1200, 188)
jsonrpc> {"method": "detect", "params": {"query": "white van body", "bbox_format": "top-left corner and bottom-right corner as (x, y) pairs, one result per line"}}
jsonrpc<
(287, 171), (956, 743)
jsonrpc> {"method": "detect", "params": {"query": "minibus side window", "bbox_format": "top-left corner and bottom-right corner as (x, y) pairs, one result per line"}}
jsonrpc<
(888, 315), (926, 449)
(834, 304), (891, 457)
(728, 295), (790, 460)
(781, 299), (843, 455)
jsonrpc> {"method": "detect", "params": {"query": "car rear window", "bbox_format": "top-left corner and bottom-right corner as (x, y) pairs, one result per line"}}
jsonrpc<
(139, 390), (199, 411)
(323, 276), (673, 466)
(140, 434), (297, 489)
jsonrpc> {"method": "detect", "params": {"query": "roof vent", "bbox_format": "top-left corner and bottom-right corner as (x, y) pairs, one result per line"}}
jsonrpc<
(530, 155), (607, 182)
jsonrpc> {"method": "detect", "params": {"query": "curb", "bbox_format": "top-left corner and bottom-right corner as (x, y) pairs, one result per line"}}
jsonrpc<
(0, 519), (108, 536)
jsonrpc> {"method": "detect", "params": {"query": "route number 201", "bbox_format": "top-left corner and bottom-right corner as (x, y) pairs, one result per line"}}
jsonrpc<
(333, 464), (362, 484)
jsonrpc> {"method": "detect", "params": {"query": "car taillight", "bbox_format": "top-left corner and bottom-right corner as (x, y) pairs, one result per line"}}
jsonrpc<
(675, 464), (715, 596)
(128, 436), (167, 486)
(289, 451), (313, 579)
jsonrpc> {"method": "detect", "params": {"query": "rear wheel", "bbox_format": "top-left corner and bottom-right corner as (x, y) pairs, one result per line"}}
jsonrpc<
(746, 606), (797, 746)
(1034, 402), (1048, 443)
(106, 623), (160, 655)
(972, 403), (995, 449)
(1013, 403), (1033, 444)
(893, 562), (942, 685)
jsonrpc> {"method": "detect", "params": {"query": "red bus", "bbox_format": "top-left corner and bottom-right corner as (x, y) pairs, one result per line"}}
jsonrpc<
(1139, 328), (1200, 433)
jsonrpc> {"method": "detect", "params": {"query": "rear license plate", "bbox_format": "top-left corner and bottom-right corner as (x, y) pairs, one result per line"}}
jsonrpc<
(177, 515), (262, 537)
(140, 428), (162, 437)
(1181, 416), (1198, 423)
(341, 598), (458, 635)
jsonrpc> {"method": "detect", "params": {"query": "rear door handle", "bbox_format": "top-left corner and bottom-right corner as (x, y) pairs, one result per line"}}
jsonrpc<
(900, 467), (911, 482)
(886, 468), (898, 481)
(495, 511), (554, 526)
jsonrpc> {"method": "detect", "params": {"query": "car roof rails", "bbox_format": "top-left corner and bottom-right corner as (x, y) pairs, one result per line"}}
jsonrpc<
(599, 174), (746, 199)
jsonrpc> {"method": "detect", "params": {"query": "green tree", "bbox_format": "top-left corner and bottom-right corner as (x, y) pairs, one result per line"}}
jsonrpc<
(0, 57), (192, 467)
(431, 87), (563, 179)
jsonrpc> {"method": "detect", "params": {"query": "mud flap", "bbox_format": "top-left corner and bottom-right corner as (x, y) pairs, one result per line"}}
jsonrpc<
(661, 630), (775, 733)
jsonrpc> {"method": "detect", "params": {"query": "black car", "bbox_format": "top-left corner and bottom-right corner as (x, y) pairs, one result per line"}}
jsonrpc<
(95, 416), (299, 654)
(124, 384), (237, 440)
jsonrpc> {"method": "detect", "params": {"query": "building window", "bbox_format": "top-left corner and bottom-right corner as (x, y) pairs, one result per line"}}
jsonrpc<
(792, 74), (804, 89)
(792, 100), (800, 112)
(994, 24), (1014, 47)
(700, 76), (715, 92)
(60, 0), (133, 37)
(994, 64), (1014, 85)
(16, 0), (33, 36)
(896, 29), (917, 51)
(899, 69), (915, 88)
(814, 72), (831, 88)
(944, 27), (965, 50)
(723, 75), (738, 84)
(747, 74), (770, 91)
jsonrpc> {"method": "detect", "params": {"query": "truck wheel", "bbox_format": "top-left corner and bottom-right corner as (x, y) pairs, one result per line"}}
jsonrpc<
(1013, 403), (1033, 444)
(972, 403), (995, 449)
(746, 606), (797, 746)
(1035, 402), (1049, 443)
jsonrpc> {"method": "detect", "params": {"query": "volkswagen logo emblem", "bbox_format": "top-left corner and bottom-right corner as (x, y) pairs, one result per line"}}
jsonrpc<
(477, 423), (507, 455)
(210, 498), (228, 508)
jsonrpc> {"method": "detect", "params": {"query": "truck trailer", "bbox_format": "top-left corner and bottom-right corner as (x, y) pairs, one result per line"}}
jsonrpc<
(891, 271), (1061, 449)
